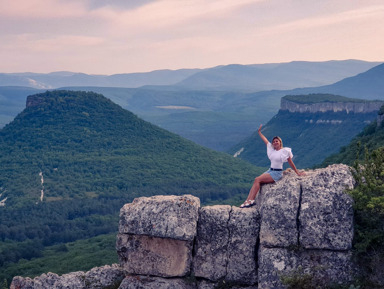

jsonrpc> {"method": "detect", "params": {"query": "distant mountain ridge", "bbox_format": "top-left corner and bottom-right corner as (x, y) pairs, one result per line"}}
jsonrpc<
(0, 69), (201, 89)
(1, 60), (384, 152)
(285, 63), (384, 100)
(176, 60), (382, 91)
(1, 60), (380, 90)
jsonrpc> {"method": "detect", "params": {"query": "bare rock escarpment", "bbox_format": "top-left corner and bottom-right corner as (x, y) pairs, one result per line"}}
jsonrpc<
(281, 97), (384, 114)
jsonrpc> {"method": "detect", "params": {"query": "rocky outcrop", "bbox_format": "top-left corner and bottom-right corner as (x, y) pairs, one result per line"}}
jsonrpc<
(281, 98), (384, 113)
(117, 195), (200, 278)
(26, 94), (46, 108)
(10, 265), (125, 289)
(257, 166), (354, 288)
(11, 164), (356, 289)
(193, 205), (260, 284)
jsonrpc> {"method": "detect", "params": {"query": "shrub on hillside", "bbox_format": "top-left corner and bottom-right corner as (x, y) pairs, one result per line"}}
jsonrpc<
(349, 144), (384, 288)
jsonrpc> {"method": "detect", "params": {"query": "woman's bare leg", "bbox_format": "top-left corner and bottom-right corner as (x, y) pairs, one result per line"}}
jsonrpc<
(246, 173), (275, 201)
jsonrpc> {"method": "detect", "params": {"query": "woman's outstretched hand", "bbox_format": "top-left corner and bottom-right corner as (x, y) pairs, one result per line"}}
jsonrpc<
(258, 124), (269, 145)
(297, 170), (306, 176)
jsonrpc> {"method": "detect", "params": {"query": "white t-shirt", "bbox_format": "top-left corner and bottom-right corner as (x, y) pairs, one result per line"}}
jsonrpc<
(267, 142), (293, 169)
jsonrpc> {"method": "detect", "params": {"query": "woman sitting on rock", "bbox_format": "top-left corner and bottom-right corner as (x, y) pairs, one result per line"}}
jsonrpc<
(240, 124), (305, 208)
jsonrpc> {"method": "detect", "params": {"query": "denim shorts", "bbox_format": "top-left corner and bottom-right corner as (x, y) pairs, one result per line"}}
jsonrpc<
(265, 169), (283, 182)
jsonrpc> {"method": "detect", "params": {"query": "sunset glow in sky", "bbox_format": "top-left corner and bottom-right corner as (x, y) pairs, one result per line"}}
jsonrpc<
(1, 0), (384, 74)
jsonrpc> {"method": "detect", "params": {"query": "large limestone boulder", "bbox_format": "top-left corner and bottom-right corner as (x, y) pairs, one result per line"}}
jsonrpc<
(117, 195), (200, 278)
(193, 205), (232, 281)
(226, 206), (260, 284)
(258, 164), (354, 250)
(116, 234), (192, 277)
(299, 165), (354, 250)
(257, 164), (355, 288)
(258, 247), (298, 289)
(193, 205), (260, 285)
(118, 194), (200, 241)
(258, 176), (301, 248)
(258, 247), (354, 289)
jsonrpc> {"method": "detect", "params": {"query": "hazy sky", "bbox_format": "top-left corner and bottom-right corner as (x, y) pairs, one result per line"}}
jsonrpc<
(1, 0), (383, 74)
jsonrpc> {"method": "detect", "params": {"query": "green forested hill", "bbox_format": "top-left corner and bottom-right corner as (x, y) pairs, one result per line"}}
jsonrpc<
(1, 90), (261, 205)
(0, 90), (262, 283)
(320, 110), (384, 166)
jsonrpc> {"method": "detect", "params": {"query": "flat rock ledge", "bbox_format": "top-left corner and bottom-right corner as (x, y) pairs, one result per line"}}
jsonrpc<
(11, 164), (356, 289)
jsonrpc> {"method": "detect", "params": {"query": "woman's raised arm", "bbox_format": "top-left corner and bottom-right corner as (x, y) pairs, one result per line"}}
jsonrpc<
(258, 124), (269, 145)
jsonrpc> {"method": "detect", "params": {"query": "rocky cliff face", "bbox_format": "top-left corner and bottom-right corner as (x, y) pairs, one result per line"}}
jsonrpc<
(11, 164), (356, 289)
(281, 98), (384, 113)
(25, 94), (46, 108)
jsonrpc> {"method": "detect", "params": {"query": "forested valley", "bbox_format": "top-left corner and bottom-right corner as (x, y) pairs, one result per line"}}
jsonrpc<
(0, 90), (263, 285)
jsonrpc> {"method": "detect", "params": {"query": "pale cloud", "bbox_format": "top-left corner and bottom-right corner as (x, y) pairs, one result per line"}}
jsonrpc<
(268, 4), (384, 33)
(87, 0), (156, 10)
(2, 34), (103, 51)
(106, 0), (259, 37)
(29, 35), (105, 52)
(0, 0), (86, 18)
(0, 0), (383, 74)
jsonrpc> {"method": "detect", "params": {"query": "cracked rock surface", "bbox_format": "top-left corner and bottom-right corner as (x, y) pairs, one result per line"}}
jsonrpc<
(118, 194), (200, 241)
(193, 205), (260, 284)
(257, 164), (355, 288)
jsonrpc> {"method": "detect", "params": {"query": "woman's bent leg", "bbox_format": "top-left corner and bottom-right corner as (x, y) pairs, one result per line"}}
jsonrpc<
(247, 173), (275, 201)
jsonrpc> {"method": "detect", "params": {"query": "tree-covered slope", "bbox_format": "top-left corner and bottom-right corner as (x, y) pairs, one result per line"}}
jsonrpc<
(229, 94), (381, 168)
(320, 108), (384, 167)
(282, 93), (369, 104)
(0, 90), (261, 206)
